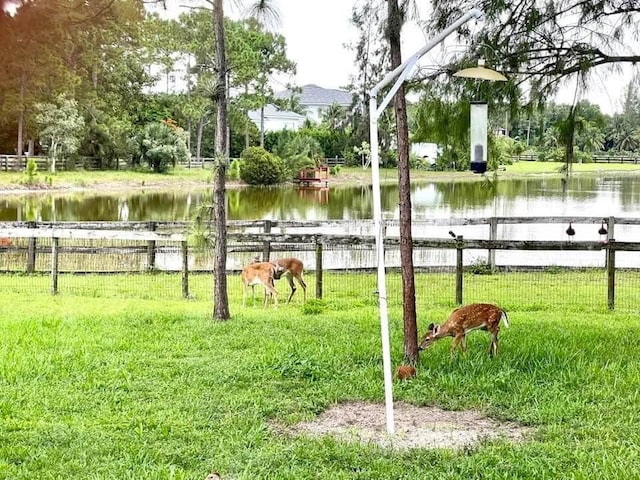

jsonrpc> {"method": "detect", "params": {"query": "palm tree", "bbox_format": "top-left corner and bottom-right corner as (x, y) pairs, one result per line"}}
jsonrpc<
(209, 0), (280, 321)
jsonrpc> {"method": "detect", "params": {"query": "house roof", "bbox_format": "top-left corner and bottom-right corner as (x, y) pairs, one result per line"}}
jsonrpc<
(275, 84), (352, 107)
(247, 104), (306, 121)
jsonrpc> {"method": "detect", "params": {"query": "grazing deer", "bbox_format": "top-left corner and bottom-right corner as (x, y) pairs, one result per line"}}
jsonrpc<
(271, 257), (307, 303)
(252, 256), (307, 303)
(418, 303), (509, 358)
(0, 237), (13, 247)
(241, 261), (284, 308)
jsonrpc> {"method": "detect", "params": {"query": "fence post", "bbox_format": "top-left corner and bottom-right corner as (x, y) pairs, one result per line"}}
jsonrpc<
(607, 239), (616, 310)
(315, 237), (323, 299)
(488, 217), (497, 269)
(181, 240), (189, 299)
(604, 216), (615, 269)
(455, 235), (464, 305)
(27, 221), (37, 273)
(147, 221), (156, 271)
(262, 220), (272, 261)
(51, 236), (59, 295)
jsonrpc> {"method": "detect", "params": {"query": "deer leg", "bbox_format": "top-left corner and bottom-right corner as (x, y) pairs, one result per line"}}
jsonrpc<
(489, 328), (499, 357)
(286, 275), (296, 303)
(450, 334), (464, 358)
(460, 335), (467, 353)
(298, 276), (307, 302)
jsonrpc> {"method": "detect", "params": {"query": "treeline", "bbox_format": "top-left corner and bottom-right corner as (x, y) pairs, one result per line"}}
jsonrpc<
(1, 1), (639, 176)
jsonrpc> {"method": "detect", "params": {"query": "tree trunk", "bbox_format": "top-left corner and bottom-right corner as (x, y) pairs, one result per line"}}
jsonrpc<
(16, 73), (25, 163)
(212, 0), (230, 321)
(244, 85), (250, 150)
(388, 0), (418, 364)
(197, 116), (204, 167)
(260, 104), (265, 147)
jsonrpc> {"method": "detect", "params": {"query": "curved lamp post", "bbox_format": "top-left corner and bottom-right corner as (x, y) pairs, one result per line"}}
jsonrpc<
(368, 8), (506, 435)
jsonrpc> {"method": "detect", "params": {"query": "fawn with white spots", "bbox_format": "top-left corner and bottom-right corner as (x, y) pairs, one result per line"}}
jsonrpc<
(419, 303), (509, 358)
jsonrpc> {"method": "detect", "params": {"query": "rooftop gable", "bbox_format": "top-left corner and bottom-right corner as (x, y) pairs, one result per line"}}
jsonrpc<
(275, 84), (352, 107)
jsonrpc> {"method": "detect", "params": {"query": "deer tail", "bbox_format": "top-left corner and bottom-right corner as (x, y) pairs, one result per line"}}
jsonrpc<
(501, 309), (510, 328)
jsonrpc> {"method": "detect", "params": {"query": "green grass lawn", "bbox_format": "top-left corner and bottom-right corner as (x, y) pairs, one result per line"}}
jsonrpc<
(2, 272), (640, 479)
(503, 160), (640, 175)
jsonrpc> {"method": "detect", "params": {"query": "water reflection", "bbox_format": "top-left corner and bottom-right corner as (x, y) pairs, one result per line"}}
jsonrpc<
(1, 174), (640, 222)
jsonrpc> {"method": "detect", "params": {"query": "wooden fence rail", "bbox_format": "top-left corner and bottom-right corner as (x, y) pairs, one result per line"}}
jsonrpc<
(2, 217), (640, 309)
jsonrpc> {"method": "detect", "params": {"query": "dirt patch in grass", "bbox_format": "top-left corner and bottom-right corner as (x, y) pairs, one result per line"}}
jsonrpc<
(275, 401), (532, 450)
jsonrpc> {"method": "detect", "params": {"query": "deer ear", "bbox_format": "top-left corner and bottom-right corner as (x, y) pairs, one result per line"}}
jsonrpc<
(427, 323), (435, 331)
(433, 325), (441, 335)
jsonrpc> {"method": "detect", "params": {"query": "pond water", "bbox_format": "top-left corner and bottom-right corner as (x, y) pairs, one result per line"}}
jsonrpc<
(2, 172), (640, 269)
(2, 173), (640, 223)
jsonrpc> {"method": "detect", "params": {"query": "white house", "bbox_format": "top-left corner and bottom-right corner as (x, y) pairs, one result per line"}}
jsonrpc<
(247, 104), (306, 133)
(274, 84), (353, 123)
(248, 84), (353, 132)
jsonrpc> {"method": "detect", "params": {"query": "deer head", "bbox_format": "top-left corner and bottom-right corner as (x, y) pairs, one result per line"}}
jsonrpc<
(418, 323), (441, 351)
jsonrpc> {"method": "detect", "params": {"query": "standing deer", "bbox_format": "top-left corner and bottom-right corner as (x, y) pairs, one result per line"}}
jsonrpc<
(272, 257), (306, 303)
(241, 261), (284, 308)
(418, 303), (509, 358)
(252, 256), (307, 303)
(0, 237), (12, 247)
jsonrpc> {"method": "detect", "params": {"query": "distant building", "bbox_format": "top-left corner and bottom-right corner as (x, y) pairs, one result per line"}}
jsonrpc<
(411, 142), (439, 165)
(248, 84), (353, 132)
(274, 84), (353, 123)
(247, 105), (306, 133)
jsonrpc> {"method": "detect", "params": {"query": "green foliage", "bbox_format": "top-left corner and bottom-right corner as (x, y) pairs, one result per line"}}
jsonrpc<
(270, 133), (323, 180)
(227, 159), (241, 181)
(465, 260), (496, 275)
(489, 135), (522, 168)
(22, 158), (39, 185)
(413, 94), (470, 171)
(80, 110), (132, 169)
(34, 95), (85, 171)
(301, 299), (326, 315)
(129, 121), (188, 173)
(239, 146), (285, 185)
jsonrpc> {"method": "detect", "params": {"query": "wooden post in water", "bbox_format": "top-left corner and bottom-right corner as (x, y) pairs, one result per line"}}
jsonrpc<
(607, 239), (616, 310)
(315, 237), (323, 299)
(51, 236), (59, 295)
(262, 220), (272, 261)
(181, 240), (189, 299)
(455, 235), (464, 305)
(27, 221), (37, 273)
(488, 217), (497, 269)
(147, 221), (157, 271)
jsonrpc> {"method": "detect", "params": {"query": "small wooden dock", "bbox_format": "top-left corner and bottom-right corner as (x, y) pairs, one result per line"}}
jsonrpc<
(297, 166), (329, 187)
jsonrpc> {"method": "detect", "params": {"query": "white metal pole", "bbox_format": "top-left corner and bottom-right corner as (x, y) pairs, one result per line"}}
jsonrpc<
(369, 94), (395, 435)
(368, 8), (484, 436)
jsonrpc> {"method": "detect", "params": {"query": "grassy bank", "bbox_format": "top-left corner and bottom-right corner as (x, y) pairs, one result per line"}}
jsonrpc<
(2, 273), (640, 479)
(1, 161), (640, 194)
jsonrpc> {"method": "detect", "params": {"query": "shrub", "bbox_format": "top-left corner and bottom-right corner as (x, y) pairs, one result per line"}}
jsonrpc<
(239, 146), (285, 185)
(23, 158), (38, 185)
(129, 121), (188, 173)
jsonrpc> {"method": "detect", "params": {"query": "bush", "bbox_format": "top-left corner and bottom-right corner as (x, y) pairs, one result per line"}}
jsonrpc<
(227, 159), (241, 180)
(271, 134), (322, 180)
(129, 121), (188, 173)
(239, 146), (285, 185)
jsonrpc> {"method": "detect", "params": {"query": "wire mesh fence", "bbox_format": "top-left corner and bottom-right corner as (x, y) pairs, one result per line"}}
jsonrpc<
(2, 219), (640, 312)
